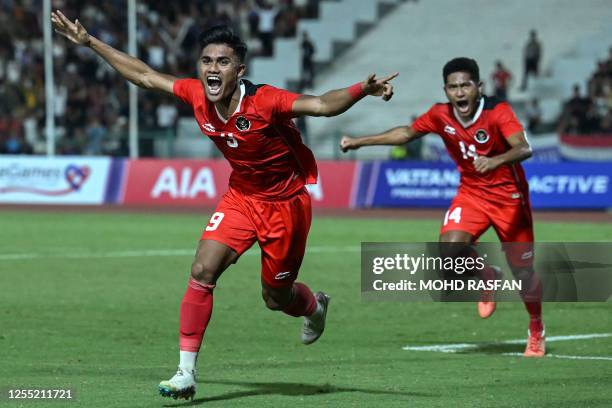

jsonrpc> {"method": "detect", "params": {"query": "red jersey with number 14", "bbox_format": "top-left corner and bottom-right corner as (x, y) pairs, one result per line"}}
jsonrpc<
(412, 96), (529, 203)
(173, 78), (317, 200)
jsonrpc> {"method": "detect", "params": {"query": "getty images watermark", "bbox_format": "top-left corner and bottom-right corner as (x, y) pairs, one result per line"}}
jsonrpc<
(361, 243), (612, 302)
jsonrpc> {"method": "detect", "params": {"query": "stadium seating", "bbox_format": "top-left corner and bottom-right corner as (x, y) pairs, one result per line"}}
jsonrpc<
(303, 0), (612, 159)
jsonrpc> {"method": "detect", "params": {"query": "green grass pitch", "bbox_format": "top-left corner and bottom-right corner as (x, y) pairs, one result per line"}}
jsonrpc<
(1, 210), (611, 407)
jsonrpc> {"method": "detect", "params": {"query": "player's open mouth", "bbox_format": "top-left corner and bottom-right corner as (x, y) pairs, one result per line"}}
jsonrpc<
(456, 100), (470, 114)
(206, 76), (222, 95)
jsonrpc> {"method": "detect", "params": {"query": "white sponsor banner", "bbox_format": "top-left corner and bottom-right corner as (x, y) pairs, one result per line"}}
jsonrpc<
(0, 156), (111, 204)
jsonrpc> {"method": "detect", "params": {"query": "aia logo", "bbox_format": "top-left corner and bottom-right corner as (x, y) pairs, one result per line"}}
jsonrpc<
(473, 129), (490, 144)
(235, 116), (251, 131)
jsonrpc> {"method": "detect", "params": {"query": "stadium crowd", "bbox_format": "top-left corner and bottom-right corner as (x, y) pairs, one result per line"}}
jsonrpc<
(557, 46), (612, 135)
(0, 0), (318, 155)
(2, 0), (611, 157)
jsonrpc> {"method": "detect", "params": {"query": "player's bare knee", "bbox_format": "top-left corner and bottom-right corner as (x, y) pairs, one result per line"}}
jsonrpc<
(190, 261), (218, 285)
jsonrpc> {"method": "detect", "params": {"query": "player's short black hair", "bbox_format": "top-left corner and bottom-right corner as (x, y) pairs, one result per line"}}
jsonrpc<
(198, 25), (247, 62)
(443, 57), (480, 83)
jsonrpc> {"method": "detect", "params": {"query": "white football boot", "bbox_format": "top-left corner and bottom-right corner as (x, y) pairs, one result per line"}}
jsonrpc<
(158, 367), (196, 400)
(302, 292), (331, 345)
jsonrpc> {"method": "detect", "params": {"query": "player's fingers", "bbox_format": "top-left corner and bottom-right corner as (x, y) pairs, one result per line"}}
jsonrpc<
(51, 12), (65, 29)
(56, 10), (71, 25)
(366, 73), (376, 83)
(381, 72), (399, 83)
(75, 19), (85, 33)
(381, 83), (393, 100)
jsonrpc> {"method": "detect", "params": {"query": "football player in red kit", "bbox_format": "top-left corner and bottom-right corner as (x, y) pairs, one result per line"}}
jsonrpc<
(340, 58), (544, 358)
(52, 11), (397, 400)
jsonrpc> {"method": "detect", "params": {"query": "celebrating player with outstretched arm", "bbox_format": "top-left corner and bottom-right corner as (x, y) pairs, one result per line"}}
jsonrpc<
(51, 10), (397, 401)
(341, 58), (545, 358)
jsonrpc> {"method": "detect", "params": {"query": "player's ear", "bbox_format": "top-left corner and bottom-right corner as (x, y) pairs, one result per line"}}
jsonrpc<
(237, 63), (246, 79)
(477, 81), (484, 93)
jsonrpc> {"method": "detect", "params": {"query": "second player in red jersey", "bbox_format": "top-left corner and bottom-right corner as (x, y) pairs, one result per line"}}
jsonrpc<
(341, 57), (545, 358)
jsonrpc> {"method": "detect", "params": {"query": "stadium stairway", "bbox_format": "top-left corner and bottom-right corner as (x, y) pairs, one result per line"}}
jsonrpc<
(245, 0), (405, 89)
(301, 0), (612, 160)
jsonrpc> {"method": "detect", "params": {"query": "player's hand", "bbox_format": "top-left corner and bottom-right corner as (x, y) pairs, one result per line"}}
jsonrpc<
(340, 136), (360, 152)
(362, 72), (399, 101)
(51, 10), (90, 46)
(474, 156), (501, 173)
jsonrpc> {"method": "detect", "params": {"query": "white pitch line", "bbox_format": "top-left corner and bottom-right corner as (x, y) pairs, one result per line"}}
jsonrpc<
(502, 352), (612, 361)
(403, 333), (612, 352)
(403, 333), (612, 361)
(0, 245), (361, 261)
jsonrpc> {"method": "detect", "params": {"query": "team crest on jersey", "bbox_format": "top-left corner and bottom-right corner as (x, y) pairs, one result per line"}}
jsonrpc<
(473, 129), (490, 143)
(235, 116), (251, 131)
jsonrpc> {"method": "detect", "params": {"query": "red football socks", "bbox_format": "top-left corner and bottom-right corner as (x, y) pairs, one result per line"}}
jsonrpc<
(525, 301), (543, 333)
(179, 278), (215, 352)
(520, 272), (543, 333)
(282, 282), (317, 317)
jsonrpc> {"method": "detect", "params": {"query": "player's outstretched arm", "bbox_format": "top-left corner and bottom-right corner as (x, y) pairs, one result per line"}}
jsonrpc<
(51, 10), (176, 93)
(473, 131), (532, 173)
(292, 73), (398, 117)
(340, 126), (424, 152)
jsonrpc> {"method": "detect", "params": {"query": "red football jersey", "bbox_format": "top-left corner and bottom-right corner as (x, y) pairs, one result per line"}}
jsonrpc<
(413, 96), (529, 202)
(173, 78), (317, 200)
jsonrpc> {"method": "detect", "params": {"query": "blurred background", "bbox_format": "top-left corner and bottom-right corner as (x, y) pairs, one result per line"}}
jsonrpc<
(0, 0), (611, 209)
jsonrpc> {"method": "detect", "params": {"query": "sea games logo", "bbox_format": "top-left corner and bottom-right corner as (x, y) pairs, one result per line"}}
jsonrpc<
(0, 163), (90, 195)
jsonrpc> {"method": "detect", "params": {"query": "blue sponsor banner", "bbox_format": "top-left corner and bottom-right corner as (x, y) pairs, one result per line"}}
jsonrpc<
(526, 162), (611, 208)
(358, 161), (612, 209)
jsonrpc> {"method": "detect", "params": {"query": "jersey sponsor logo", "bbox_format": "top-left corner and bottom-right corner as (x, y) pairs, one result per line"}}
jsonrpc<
(274, 271), (292, 280)
(521, 251), (533, 260)
(474, 129), (490, 144)
(235, 116), (251, 131)
(444, 125), (456, 135)
(202, 123), (216, 133)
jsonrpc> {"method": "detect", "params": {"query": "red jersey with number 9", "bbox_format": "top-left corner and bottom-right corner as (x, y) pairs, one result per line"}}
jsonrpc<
(412, 96), (529, 203)
(173, 78), (317, 200)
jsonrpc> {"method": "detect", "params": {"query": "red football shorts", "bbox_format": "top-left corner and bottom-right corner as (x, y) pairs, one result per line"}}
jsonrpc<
(440, 189), (534, 269)
(201, 187), (312, 288)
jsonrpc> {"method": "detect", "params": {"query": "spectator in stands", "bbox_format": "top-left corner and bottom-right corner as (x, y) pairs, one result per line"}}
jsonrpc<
(300, 31), (316, 89)
(565, 84), (590, 121)
(156, 95), (179, 131)
(491, 60), (512, 100)
(257, 1), (279, 56)
(276, 2), (299, 38)
(521, 29), (541, 91)
(525, 98), (542, 133)
(599, 112), (612, 134)
(1, 128), (32, 155)
(84, 116), (107, 155)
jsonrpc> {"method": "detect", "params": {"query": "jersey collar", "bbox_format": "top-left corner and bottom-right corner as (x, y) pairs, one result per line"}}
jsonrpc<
(214, 80), (246, 124)
(453, 96), (484, 128)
